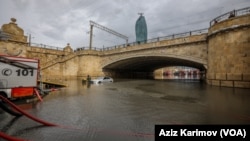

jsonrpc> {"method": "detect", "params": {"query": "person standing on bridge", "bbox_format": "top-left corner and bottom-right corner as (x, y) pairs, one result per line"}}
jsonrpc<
(228, 11), (235, 18)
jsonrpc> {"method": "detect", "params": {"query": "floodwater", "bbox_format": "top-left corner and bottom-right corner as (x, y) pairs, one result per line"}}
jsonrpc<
(0, 79), (250, 141)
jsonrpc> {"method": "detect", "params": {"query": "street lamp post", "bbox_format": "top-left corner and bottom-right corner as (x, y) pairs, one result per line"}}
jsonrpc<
(28, 34), (34, 46)
(29, 34), (31, 46)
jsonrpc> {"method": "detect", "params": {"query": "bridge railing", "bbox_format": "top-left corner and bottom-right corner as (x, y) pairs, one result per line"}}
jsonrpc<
(210, 7), (250, 26)
(28, 29), (206, 52)
(101, 28), (208, 51)
(30, 43), (64, 50)
(74, 46), (104, 52)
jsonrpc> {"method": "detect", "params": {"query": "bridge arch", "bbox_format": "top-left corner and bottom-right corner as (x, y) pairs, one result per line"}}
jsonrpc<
(102, 54), (207, 78)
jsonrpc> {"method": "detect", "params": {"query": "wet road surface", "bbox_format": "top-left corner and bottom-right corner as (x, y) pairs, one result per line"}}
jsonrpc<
(1, 79), (250, 140)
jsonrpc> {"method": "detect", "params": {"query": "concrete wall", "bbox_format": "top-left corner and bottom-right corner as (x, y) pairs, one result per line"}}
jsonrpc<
(26, 46), (65, 65)
(0, 41), (27, 57)
(78, 54), (104, 79)
(207, 14), (250, 88)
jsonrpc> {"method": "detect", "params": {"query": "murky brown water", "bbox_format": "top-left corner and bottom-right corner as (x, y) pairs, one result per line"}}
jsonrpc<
(0, 79), (250, 140)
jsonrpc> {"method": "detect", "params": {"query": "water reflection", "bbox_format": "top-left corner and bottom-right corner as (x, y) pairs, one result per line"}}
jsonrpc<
(154, 66), (203, 80)
(1, 116), (20, 133)
(81, 80), (91, 88)
(155, 74), (201, 80)
(0, 79), (249, 140)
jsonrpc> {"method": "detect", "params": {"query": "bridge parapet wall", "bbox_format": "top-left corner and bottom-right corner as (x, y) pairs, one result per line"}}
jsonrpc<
(27, 46), (66, 65)
(100, 34), (207, 68)
(207, 13), (250, 88)
(0, 40), (27, 57)
(101, 31), (207, 55)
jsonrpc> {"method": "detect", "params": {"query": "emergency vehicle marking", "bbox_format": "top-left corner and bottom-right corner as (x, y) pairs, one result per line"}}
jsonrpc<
(16, 69), (34, 76)
(2, 68), (12, 76)
(0, 55), (39, 98)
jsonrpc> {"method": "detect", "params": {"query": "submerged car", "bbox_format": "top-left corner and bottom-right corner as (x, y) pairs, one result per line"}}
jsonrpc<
(91, 76), (114, 84)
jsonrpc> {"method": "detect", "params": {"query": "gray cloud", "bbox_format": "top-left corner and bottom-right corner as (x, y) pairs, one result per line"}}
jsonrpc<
(0, 0), (249, 49)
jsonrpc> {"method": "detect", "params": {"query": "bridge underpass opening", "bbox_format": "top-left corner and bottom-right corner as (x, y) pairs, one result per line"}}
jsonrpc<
(154, 66), (203, 80)
(102, 56), (206, 79)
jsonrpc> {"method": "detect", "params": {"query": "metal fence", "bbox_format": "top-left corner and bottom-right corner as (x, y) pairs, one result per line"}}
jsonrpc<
(30, 43), (64, 50)
(74, 46), (103, 52)
(73, 28), (207, 52)
(210, 7), (250, 26)
(100, 28), (208, 51)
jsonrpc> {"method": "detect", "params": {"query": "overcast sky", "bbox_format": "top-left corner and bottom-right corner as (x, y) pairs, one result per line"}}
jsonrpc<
(0, 0), (249, 49)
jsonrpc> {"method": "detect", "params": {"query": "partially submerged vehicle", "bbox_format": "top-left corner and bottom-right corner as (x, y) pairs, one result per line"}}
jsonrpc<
(91, 76), (114, 84)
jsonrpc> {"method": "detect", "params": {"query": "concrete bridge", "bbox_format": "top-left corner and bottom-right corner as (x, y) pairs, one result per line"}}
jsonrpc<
(41, 29), (207, 79)
(41, 8), (250, 88)
(100, 30), (207, 78)
(1, 7), (250, 88)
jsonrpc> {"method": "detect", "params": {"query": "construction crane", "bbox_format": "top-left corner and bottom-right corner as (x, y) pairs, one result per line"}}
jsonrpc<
(89, 20), (128, 50)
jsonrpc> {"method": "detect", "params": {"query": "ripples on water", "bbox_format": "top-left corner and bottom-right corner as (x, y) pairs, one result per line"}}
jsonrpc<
(0, 79), (250, 140)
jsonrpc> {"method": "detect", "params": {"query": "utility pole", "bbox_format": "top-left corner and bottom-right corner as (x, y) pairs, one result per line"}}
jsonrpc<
(28, 34), (34, 46)
(29, 34), (31, 46)
(89, 24), (93, 50)
(89, 20), (128, 50)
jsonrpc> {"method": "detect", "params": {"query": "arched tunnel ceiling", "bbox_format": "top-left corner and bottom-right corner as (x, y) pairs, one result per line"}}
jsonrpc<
(103, 56), (206, 72)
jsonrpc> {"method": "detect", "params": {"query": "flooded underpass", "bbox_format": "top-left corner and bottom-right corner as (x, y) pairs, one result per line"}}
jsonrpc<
(1, 79), (250, 141)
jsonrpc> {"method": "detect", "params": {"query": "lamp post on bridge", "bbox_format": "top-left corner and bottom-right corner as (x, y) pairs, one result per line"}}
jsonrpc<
(28, 34), (34, 46)
(89, 24), (93, 50)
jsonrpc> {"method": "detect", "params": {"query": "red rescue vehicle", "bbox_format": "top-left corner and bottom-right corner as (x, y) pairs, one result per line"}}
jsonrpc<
(0, 55), (40, 100)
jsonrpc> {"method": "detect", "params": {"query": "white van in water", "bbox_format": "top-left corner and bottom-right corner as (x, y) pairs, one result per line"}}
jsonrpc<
(91, 76), (113, 84)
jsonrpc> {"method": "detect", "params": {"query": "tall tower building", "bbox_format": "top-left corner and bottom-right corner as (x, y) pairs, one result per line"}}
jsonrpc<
(135, 13), (147, 43)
